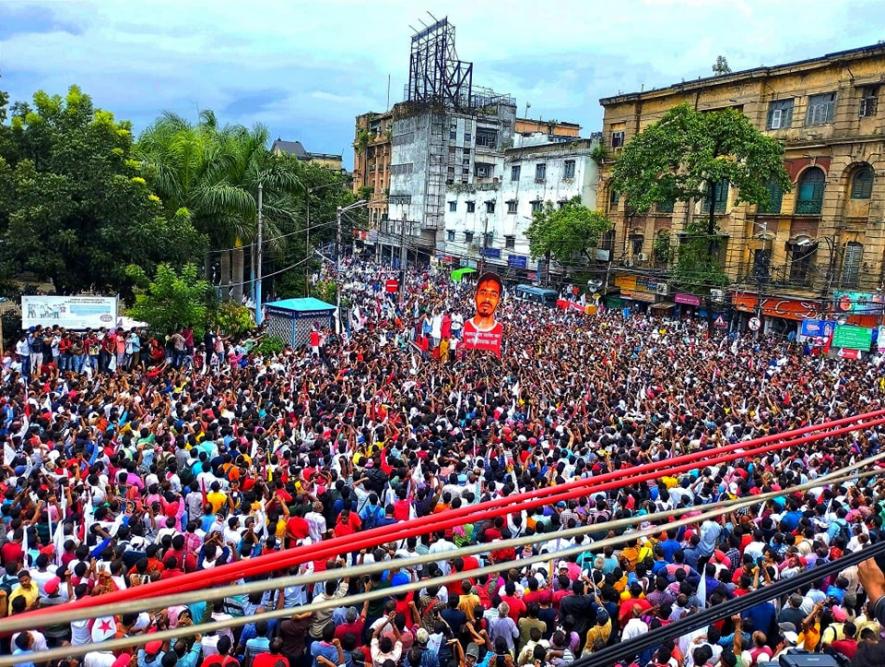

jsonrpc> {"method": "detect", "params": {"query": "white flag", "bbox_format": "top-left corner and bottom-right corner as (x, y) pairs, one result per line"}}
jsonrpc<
(91, 616), (117, 642)
(3, 442), (16, 467)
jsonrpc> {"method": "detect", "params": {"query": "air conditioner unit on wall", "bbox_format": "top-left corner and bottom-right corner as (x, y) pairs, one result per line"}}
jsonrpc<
(710, 288), (725, 302)
(655, 282), (669, 295)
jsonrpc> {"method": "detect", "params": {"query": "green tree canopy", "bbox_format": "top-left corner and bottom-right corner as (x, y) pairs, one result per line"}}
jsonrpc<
(127, 263), (211, 335)
(0, 86), (205, 294)
(135, 113), (358, 301)
(526, 197), (612, 266)
(610, 103), (790, 225)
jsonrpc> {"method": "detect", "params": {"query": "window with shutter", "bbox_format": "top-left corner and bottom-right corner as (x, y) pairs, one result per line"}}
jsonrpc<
(841, 242), (863, 288)
(851, 165), (874, 199)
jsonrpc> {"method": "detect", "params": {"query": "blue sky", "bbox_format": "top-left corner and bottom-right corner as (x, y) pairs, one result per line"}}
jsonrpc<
(1, 0), (883, 169)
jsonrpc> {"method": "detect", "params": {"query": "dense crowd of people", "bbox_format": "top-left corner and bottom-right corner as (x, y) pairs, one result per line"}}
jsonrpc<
(3, 259), (885, 667)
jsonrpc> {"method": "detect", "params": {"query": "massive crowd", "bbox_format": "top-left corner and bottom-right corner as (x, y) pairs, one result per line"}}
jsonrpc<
(3, 259), (885, 667)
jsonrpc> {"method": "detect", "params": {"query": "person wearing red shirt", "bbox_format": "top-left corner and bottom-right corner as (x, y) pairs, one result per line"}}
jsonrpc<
(286, 514), (310, 547)
(333, 509), (362, 538)
(501, 583), (526, 623)
(334, 600), (368, 641)
(830, 622), (858, 660)
(159, 556), (184, 579)
(252, 639), (290, 667)
(551, 575), (572, 609)
(1, 531), (24, 569)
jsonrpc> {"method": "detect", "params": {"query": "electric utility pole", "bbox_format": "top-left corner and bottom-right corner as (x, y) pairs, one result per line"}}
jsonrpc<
(479, 215), (489, 275)
(399, 220), (407, 304)
(255, 182), (264, 325)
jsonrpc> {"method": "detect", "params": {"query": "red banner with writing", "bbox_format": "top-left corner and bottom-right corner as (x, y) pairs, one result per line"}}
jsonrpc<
(462, 319), (503, 356)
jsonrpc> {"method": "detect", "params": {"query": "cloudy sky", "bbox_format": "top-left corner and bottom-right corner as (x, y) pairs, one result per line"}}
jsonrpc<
(1, 1), (883, 167)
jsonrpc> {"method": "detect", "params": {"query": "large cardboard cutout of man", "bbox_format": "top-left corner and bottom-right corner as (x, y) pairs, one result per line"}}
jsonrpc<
(462, 272), (504, 356)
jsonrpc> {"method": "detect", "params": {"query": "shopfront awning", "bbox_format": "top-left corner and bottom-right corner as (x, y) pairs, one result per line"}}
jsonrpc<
(650, 302), (675, 310)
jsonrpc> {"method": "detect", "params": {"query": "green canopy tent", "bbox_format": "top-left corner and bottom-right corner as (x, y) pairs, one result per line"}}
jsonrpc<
(450, 267), (477, 283)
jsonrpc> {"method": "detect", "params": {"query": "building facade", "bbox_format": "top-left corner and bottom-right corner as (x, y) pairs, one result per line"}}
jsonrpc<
(352, 111), (393, 240)
(378, 93), (518, 267)
(514, 118), (581, 140)
(441, 134), (600, 279)
(598, 43), (885, 330)
(271, 139), (344, 172)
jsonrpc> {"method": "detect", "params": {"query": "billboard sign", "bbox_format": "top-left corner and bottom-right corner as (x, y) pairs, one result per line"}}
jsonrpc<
(832, 324), (873, 350)
(22, 296), (117, 330)
(674, 292), (701, 306)
(833, 290), (885, 314)
(800, 319), (836, 338)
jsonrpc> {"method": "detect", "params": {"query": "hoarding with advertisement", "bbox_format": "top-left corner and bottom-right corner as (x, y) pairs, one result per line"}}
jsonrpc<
(833, 290), (885, 314)
(620, 289), (657, 303)
(800, 319), (836, 338)
(22, 296), (117, 330)
(832, 324), (872, 350)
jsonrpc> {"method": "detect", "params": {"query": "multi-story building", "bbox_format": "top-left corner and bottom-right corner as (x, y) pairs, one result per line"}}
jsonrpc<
(381, 92), (517, 267)
(442, 133), (600, 279)
(514, 118), (581, 140)
(598, 43), (885, 331)
(352, 111), (393, 243)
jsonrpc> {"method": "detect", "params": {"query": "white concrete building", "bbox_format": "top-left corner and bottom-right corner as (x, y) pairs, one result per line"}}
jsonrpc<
(381, 94), (517, 267)
(441, 135), (601, 278)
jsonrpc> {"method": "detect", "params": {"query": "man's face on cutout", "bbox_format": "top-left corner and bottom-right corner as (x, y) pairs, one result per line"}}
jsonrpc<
(475, 278), (501, 318)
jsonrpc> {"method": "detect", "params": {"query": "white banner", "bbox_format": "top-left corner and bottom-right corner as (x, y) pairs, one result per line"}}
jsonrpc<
(22, 296), (117, 330)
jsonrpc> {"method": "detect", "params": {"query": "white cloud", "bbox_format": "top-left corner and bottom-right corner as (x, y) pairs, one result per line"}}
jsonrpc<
(2, 0), (883, 167)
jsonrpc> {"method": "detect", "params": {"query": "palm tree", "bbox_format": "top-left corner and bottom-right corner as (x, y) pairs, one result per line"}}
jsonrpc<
(136, 112), (302, 300)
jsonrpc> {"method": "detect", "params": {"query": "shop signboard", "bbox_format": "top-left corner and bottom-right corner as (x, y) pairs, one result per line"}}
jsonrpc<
(507, 255), (528, 269)
(674, 292), (701, 307)
(732, 293), (820, 321)
(833, 290), (885, 314)
(620, 289), (657, 303)
(832, 324), (872, 350)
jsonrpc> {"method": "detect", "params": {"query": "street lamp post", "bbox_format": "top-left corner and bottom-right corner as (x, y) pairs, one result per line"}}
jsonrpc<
(293, 178), (341, 297)
(335, 200), (367, 333)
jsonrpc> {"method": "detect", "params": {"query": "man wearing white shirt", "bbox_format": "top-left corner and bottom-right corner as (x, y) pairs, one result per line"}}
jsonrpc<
(305, 502), (327, 542)
(428, 533), (456, 575)
(621, 605), (649, 641)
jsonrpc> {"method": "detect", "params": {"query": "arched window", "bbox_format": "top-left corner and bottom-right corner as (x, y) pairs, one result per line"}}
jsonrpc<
(630, 234), (644, 257)
(600, 228), (615, 252)
(851, 165), (874, 199)
(796, 168), (826, 214)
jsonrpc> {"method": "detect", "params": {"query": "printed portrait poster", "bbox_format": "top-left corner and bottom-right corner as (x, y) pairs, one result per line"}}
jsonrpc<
(462, 272), (504, 356)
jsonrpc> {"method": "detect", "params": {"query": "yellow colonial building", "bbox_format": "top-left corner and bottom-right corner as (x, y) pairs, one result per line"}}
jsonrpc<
(598, 43), (885, 331)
